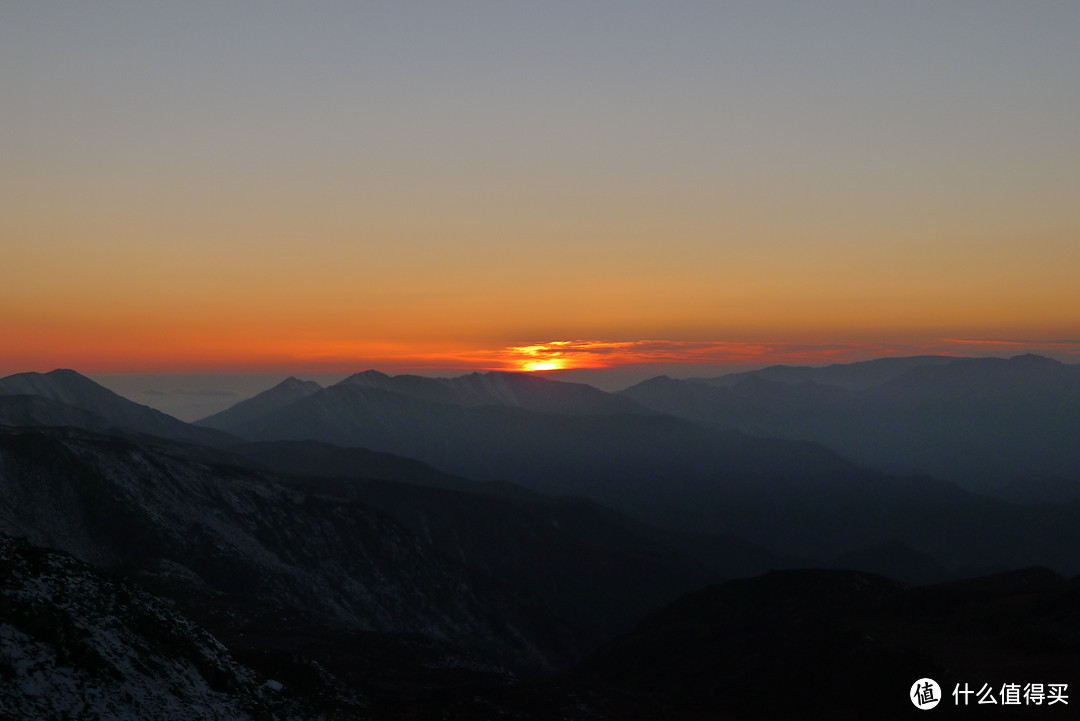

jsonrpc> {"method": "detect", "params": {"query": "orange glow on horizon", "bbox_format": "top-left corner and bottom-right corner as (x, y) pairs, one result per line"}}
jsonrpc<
(5, 5), (1080, 386)
(486, 338), (1080, 374)
(3, 330), (1080, 378)
(504, 343), (605, 373)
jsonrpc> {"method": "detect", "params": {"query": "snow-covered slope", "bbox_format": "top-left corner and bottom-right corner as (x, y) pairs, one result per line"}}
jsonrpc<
(0, 535), (294, 721)
(0, 425), (586, 671)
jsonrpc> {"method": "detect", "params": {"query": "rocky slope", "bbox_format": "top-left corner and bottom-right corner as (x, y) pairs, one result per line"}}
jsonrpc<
(0, 535), (298, 721)
(0, 424), (716, 674)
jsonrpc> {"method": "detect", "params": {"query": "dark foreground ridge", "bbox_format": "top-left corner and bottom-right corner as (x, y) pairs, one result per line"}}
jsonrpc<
(578, 567), (1080, 719)
(0, 536), (293, 720)
(4, 535), (1079, 720)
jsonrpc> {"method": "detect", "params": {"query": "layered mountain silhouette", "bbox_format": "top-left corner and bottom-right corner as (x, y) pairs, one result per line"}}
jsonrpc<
(0, 369), (236, 448)
(4, 362), (1080, 718)
(190, 367), (1080, 571)
(198, 376), (323, 430)
(0, 423), (719, 673)
(335, 369), (649, 415)
(621, 354), (1080, 499)
(699, 354), (962, 390)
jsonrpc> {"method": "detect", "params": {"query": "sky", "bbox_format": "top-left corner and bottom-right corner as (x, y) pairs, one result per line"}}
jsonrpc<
(4, 1), (1080, 380)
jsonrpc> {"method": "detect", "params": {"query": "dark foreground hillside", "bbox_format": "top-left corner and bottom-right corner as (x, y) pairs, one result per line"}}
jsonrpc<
(578, 568), (1080, 719)
(0, 536), (298, 721)
(5, 536), (1079, 720)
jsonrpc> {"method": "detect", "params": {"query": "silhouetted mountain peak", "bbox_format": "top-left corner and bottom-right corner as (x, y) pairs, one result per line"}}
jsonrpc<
(196, 376), (322, 430)
(450, 370), (572, 404)
(879, 353), (1073, 393)
(1008, 353), (1060, 368)
(337, 369), (392, 386)
(1, 368), (111, 398)
(697, 355), (964, 391)
(0, 370), (236, 447)
(45, 367), (86, 380)
(262, 376), (322, 398)
(0, 369), (151, 417)
(315, 368), (646, 415)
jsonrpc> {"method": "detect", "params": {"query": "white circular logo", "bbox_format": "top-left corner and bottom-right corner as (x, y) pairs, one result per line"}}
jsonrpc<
(911, 678), (941, 710)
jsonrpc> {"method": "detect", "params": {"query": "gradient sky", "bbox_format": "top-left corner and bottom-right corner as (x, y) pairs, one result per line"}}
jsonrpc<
(4, 1), (1080, 375)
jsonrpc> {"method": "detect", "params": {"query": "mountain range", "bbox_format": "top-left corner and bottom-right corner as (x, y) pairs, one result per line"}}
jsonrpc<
(182, 362), (1080, 572)
(620, 354), (1080, 500)
(3, 358), (1080, 718)
(0, 369), (237, 448)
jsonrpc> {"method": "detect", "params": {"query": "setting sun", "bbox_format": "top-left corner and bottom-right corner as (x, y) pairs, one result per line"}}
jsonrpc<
(505, 342), (594, 373)
(520, 360), (564, 372)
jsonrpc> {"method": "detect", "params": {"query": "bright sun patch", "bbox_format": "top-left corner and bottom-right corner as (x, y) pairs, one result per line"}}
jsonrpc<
(521, 359), (564, 372)
(507, 343), (580, 372)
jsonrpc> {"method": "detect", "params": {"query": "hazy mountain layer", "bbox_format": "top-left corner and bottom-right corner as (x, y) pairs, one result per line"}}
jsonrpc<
(201, 377), (1080, 572)
(0, 369), (237, 448)
(329, 369), (649, 415)
(0, 424), (717, 672)
(198, 376), (323, 431)
(622, 354), (1080, 497)
(695, 354), (963, 391)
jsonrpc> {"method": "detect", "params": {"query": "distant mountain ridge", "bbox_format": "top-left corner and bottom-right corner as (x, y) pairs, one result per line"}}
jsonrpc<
(198, 376), (322, 431)
(695, 354), (964, 391)
(194, 364), (1080, 572)
(621, 354), (1080, 496)
(11, 362), (1080, 570)
(334, 369), (649, 415)
(0, 369), (236, 447)
(198, 380), (881, 546)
